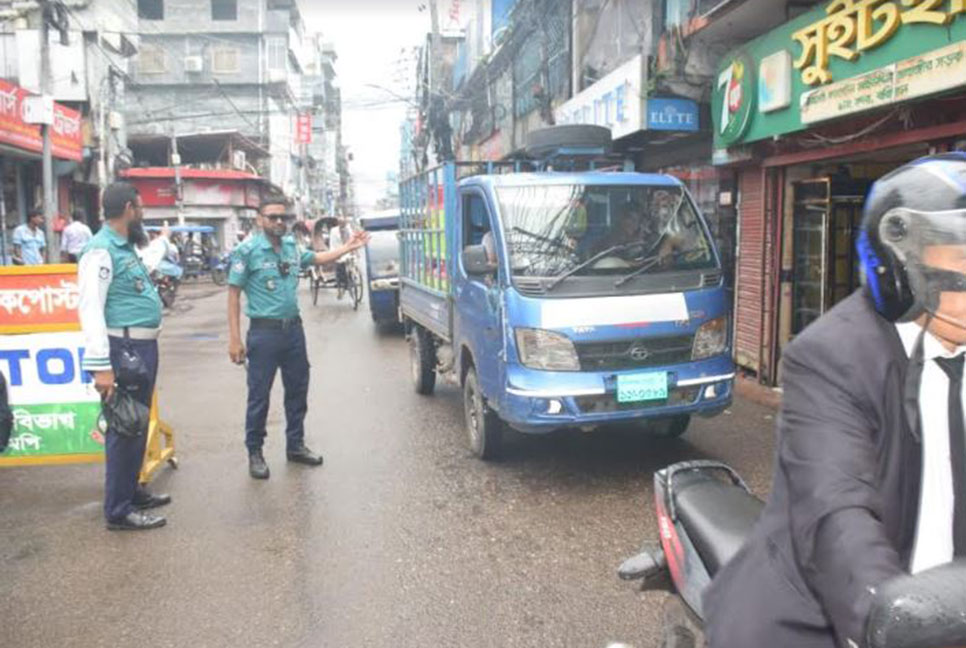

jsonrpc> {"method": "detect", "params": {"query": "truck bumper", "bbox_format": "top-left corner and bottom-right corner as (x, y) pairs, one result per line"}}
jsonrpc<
(498, 356), (735, 434)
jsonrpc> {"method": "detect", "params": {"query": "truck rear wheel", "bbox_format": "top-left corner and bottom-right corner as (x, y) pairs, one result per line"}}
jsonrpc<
(410, 327), (436, 395)
(463, 369), (503, 461)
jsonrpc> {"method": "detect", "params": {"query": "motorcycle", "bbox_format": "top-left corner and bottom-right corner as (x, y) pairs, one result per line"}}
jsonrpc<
(152, 271), (178, 308)
(210, 252), (229, 286)
(618, 460), (966, 648)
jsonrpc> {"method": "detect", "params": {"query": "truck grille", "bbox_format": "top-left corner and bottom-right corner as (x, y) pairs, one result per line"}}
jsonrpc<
(576, 335), (694, 371)
(574, 386), (701, 414)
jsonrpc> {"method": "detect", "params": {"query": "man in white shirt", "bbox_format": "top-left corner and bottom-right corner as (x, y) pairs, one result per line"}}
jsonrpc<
(61, 210), (93, 263)
(329, 218), (355, 298)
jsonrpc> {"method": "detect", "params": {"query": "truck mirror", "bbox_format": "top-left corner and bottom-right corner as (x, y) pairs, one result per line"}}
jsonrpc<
(462, 245), (496, 276)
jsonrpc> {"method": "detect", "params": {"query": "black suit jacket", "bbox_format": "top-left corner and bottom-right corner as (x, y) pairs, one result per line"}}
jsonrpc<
(704, 292), (922, 647)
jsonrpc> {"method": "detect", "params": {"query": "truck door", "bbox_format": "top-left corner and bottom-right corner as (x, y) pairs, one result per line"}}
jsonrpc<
(455, 189), (503, 400)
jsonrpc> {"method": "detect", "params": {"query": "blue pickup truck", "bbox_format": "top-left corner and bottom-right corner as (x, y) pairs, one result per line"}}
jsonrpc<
(399, 136), (734, 460)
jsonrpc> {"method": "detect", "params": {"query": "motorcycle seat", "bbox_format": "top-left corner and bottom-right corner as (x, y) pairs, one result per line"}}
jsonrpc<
(674, 473), (764, 577)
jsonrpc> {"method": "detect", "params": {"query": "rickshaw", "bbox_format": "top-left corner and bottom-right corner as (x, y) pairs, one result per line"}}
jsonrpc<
(306, 217), (364, 309)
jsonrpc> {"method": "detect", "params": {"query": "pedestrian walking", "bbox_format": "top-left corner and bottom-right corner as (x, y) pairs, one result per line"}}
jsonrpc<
(61, 210), (93, 263)
(227, 197), (369, 479)
(77, 182), (171, 531)
(12, 209), (46, 265)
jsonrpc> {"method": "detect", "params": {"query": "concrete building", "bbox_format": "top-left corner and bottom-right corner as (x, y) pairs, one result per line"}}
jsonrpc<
(126, 0), (307, 192)
(0, 0), (139, 233)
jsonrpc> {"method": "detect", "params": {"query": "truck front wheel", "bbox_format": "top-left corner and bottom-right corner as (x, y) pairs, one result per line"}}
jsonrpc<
(653, 415), (691, 439)
(463, 369), (503, 461)
(410, 327), (436, 395)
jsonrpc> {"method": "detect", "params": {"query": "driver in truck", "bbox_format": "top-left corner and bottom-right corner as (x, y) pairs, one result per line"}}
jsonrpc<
(704, 154), (966, 647)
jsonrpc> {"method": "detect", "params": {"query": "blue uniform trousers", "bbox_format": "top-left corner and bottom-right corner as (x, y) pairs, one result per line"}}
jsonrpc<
(104, 337), (158, 523)
(244, 324), (309, 453)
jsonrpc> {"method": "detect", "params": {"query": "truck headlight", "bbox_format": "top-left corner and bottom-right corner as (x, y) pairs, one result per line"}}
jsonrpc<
(515, 328), (580, 371)
(692, 317), (728, 360)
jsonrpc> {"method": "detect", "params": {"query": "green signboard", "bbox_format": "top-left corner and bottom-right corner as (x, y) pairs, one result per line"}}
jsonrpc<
(712, 0), (966, 152)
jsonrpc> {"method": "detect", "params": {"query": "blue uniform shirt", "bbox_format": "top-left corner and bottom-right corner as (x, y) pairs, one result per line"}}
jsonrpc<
(228, 233), (315, 319)
(12, 224), (46, 264)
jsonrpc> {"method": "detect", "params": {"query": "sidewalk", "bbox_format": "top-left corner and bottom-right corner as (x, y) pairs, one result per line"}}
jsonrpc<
(734, 374), (782, 410)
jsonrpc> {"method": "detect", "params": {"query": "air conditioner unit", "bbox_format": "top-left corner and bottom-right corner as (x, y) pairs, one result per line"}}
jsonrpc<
(184, 56), (204, 73)
(232, 150), (247, 170)
(267, 68), (287, 83)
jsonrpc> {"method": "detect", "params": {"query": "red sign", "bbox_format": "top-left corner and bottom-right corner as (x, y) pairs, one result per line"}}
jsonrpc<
(0, 266), (80, 334)
(295, 112), (312, 145)
(0, 80), (82, 162)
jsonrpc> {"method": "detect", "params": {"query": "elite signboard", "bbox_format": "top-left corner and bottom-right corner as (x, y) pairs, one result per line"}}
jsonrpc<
(712, 0), (966, 151)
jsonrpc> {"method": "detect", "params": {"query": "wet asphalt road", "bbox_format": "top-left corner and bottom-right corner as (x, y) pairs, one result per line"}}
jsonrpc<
(0, 283), (777, 648)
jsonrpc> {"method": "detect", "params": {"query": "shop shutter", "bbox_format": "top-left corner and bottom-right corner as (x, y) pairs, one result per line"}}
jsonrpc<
(735, 167), (764, 372)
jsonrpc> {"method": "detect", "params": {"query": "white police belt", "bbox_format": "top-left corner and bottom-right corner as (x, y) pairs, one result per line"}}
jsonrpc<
(107, 327), (162, 340)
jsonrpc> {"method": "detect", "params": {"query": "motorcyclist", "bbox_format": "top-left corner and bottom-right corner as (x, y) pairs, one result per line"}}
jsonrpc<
(704, 153), (966, 647)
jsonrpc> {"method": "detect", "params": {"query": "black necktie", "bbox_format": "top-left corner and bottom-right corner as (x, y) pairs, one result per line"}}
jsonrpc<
(934, 354), (966, 556)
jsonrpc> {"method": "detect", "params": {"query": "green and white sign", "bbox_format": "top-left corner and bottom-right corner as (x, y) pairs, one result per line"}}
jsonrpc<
(712, 0), (966, 151)
(0, 331), (103, 462)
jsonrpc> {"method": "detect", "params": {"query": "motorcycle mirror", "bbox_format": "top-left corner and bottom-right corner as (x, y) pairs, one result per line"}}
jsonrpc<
(866, 560), (966, 648)
(617, 544), (667, 582)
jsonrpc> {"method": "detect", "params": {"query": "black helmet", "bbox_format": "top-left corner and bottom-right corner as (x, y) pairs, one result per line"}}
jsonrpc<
(857, 153), (966, 322)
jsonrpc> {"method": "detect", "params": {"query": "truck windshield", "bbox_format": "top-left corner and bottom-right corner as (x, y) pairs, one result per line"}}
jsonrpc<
(496, 184), (716, 281)
(366, 230), (400, 277)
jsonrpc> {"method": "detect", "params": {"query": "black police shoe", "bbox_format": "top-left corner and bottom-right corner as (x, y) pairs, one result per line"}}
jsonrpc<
(133, 492), (172, 511)
(287, 444), (324, 466)
(106, 511), (167, 531)
(249, 450), (270, 479)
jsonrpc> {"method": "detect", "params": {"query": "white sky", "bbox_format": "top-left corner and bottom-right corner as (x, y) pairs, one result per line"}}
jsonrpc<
(301, 2), (430, 213)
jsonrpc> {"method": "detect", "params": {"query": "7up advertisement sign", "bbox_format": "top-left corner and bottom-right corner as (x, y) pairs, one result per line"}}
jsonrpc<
(0, 331), (103, 463)
(716, 53), (756, 147)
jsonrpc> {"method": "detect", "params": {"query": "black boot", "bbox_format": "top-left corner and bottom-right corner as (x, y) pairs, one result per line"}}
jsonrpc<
(132, 491), (172, 511)
(249, 450), (270, 479)
(287, 444), (323, 466)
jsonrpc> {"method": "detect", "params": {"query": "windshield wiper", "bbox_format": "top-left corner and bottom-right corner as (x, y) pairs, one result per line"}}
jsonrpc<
(545, 243), (632, 291)
(613, 247), (705, 287)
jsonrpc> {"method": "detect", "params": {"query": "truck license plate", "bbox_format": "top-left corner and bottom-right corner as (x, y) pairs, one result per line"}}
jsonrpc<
(616, 372), (669, 403)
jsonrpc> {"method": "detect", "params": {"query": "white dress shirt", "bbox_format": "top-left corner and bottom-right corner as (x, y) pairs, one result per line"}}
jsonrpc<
(61, 220), (93, 256)
(77, 248), (113, 372)
(895, 321), (962, 573)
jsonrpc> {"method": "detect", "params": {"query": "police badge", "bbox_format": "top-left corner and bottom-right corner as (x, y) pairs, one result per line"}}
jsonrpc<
(266, 278), (277, 291)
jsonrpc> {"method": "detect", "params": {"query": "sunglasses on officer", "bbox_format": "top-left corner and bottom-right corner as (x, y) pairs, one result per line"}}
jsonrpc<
(264, 213), (296, 223)
(278, 261), (291, 277)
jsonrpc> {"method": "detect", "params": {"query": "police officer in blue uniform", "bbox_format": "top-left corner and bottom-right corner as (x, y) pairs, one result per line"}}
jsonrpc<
(228, 198), (369, 479)
(78, 182), (170, 531)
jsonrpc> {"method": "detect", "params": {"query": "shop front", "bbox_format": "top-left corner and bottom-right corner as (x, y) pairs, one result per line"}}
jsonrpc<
(0, 79), (83, 263)
(712, 0), (966, 385)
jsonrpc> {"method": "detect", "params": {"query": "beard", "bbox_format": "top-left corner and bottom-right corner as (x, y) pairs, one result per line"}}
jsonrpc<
(128, 219), (148, 247)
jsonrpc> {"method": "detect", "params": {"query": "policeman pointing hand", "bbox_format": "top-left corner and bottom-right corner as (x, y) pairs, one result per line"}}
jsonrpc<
(227, 198), (368, 479)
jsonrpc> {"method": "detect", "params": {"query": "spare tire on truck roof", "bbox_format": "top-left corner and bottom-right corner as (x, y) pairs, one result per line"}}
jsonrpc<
(525, 125), (613, 159)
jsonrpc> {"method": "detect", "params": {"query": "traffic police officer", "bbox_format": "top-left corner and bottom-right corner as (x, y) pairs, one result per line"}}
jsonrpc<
(78, 182), (171, 531)
(227, 198), (368, 479)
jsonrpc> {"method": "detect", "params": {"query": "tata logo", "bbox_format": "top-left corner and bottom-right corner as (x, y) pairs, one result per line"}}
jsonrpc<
(628, 345), (652, 362)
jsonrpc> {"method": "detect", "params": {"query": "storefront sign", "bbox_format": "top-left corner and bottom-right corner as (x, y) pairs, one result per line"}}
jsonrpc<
(647, 97), (699, 132)
(555, 55), (645, 140)
(792, 0), (966, 86)
(0, 331), (103, 464)
(712, 0), (966, 150)
(801, 40), (966, 123)
(0, 79), (82, 161)
(295, 112), (312, 145)
(0, 265), (81, 334)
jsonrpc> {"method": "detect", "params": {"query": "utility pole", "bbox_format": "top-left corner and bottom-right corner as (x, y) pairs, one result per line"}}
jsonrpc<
(39, 0), (57, 262)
